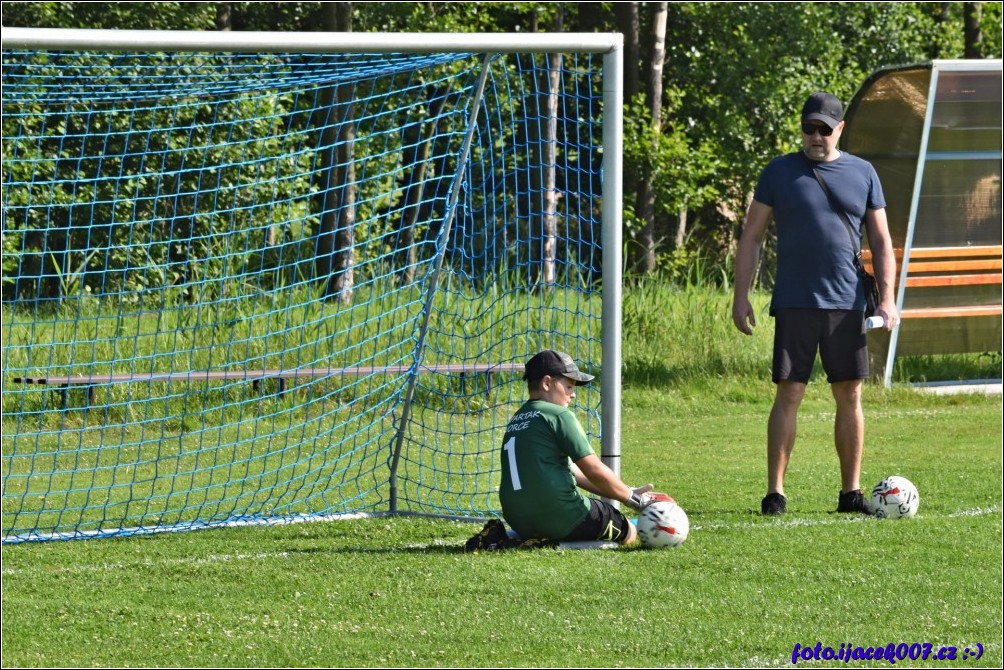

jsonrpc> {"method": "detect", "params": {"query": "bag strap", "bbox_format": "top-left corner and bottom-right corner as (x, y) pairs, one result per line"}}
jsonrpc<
(810, 163), (866, 273)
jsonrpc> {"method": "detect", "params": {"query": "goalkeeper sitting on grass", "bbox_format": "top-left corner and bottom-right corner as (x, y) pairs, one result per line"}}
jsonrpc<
(466, 350), (671, 551)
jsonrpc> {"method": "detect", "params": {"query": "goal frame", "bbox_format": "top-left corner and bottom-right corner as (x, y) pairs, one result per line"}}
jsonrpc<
(1, 27), (626, 496)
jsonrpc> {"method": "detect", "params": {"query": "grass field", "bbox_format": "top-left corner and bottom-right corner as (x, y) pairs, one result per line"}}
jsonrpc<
(2, 283), (1002, 667)
(3, 382), (1001, 667)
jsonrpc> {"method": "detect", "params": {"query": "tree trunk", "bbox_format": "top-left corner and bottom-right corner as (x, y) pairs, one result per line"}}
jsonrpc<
(613, 3), (640, 104)
(964, 2), (983, 59)
(675, 207), (687, 249)
(392, 88), (449, 286)
(614, 3), (641, 275)
(522, 5), (562, 292)
(575, 2), (608, 33)
(931, 3), (952, 58)
(314, 3), (356, 304)
(537, 6), (563, 291)
(633, 2), (667, 275)
(214, 3), (231, 30)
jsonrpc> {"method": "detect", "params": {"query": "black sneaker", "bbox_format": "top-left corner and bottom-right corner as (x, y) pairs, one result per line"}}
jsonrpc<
(837, 489), (876, 515)
(464, 519), (508, 552)
(761, 492), (787, 516)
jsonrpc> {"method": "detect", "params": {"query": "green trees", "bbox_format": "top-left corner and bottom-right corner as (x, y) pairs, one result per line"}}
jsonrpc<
(3, 1), (1000, 286)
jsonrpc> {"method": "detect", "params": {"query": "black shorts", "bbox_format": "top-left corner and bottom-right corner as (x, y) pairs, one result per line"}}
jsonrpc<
(564, 498), (633, 544)
(772, 308), (869, 384)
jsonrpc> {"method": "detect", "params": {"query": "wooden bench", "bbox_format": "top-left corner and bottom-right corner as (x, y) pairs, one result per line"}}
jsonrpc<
(13, 362), (527, 409)
(863, 244), (1002, 319)
(862, 244), (1002, 365)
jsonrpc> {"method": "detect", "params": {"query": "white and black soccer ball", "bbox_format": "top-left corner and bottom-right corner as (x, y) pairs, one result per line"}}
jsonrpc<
(636, 500), (689, 548)
(871, 475), (920, 519)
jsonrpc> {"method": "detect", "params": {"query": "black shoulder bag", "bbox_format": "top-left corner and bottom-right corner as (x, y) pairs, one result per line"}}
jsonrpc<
(810, 166), (880, 317)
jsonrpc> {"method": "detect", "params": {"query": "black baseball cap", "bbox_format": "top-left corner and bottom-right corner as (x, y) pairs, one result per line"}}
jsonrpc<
(523, 350), (595, 385)
(801, 91), (844, 129)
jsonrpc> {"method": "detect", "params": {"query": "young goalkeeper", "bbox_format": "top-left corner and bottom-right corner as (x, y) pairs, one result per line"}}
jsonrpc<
(466, 350), (671, 551)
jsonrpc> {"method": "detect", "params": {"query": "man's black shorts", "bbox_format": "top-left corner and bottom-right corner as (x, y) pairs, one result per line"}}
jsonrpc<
(773, 308), (869, 384)
(564, 498), (633, 544)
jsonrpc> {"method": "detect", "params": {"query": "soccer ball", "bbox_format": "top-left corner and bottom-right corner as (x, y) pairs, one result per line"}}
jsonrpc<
(636, 500), (689, 548)
(871, 476), (920, 519)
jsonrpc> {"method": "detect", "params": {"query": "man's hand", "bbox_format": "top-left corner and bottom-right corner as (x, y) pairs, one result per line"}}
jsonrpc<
(732, 200), (772, 336)
(874, 300), (899, 331)
(732, 296), (757, 335)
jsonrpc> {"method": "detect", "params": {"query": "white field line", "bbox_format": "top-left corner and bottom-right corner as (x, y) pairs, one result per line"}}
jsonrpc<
(3, 504), (999, 577)
(691, 502), (1001, 532)
(2, 511), (376, 545)
(948, 504), (1003, 518)
(692, 503), (1001, 532)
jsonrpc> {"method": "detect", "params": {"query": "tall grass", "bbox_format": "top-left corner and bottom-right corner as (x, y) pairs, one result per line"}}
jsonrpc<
(1, 275), (597, 423)
(621, 270), (772, 389)
(620, 270), (1001, 392)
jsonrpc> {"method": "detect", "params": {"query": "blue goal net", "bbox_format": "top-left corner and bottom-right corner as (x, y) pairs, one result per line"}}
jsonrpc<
(1, 40), (613, 542)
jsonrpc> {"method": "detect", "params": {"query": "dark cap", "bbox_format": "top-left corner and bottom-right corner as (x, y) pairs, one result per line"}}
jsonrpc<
(801, 91), (843, 129)
(524, 350), (595, 385)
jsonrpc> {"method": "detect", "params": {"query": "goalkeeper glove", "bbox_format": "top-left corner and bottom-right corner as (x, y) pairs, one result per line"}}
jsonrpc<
(626, 483), (652, 511)
(627, 488), (675, 511)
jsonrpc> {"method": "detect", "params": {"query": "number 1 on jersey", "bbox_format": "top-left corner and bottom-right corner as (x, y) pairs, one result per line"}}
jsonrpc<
(503, 436), (522, 491)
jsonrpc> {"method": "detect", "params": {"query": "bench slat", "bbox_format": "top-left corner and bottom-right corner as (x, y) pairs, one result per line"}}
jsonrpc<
(904, 245), (1003, 259)
(900, 305), (1003, 319)
(863, 245), (1003, 261)
(906, 273), (1003, 288)
(906, 259), (1002, 273)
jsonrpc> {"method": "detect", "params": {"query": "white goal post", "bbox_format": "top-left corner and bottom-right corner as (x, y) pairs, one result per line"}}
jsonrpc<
(1, 28), (625, 541)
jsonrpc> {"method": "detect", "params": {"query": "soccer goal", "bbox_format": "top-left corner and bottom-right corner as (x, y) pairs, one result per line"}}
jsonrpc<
(1, 29), (624, 543)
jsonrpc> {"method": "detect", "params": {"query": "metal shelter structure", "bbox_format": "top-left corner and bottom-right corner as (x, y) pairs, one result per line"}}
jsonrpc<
(841, 59), (1002, 388)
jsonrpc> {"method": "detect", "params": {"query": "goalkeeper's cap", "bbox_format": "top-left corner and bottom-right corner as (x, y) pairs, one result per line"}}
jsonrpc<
(524, 350), (595, 385)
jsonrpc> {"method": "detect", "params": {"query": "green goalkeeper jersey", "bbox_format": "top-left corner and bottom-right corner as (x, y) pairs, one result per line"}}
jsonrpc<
(498, 399), (594, 540)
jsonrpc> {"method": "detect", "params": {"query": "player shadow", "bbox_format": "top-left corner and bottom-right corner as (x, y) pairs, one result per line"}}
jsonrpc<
(277, 539), (635, 555)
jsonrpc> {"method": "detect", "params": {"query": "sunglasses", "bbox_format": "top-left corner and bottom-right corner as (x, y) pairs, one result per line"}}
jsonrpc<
(801, 123), (834, 137)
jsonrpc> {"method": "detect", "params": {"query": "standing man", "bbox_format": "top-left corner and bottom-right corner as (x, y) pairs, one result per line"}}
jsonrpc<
(731, 92), (899, 516)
